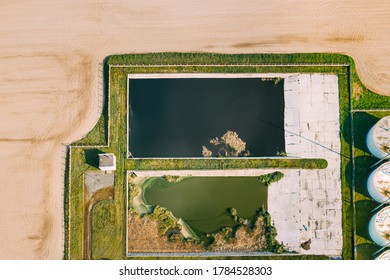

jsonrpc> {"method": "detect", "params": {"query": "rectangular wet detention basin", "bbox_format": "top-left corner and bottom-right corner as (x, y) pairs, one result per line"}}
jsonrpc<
(127, 173), (274, 254)
(128, 77), (285, 158)
(138, 176), (267, 233)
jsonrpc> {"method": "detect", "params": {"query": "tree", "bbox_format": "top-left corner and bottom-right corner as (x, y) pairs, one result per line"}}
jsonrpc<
(258, 171), (284, 187)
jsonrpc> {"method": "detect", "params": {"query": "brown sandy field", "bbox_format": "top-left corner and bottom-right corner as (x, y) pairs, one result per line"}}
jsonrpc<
(0, 0), (389, 259)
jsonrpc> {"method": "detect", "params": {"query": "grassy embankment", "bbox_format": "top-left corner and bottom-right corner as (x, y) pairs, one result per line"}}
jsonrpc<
(65, 53), (390, 260)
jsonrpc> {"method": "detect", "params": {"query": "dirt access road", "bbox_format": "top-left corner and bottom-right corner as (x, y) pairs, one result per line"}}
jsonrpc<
(0, 0), (389, 259)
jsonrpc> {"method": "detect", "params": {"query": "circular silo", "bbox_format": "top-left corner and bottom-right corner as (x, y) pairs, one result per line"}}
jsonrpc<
(367, 162), (390, 204)
(366, 116), (390, 159)
(375, 249), (390, 260)
(369, 206), (390, 247)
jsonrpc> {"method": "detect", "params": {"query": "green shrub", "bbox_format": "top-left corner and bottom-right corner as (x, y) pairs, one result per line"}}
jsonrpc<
(149, 206), (178, 235)
(258, 171), (284, 186)
(263, 211), (285, 253)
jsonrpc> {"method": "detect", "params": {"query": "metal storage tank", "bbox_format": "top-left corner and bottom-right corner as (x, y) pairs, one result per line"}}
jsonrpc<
(369, 206), (390, 247)
(375, 249), (390, 260)
(366, 116), (390, 159)
(367, 162), (390, 204)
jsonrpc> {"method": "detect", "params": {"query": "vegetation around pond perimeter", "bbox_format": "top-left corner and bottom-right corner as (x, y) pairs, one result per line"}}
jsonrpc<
(128, 174), (286, 253)
(65, 53), (390, 260)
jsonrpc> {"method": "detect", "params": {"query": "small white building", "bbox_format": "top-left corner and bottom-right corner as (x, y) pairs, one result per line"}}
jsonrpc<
(369, 206), (390, 247)
(366, 116), (390, 159)
(98, 153), (116, 172)
(367, 162), (390, 204)
(376, 249), (390, 260)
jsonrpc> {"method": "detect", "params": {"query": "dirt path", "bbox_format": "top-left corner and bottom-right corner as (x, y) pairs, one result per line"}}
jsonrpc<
(0, 0), (389, 259)
(84, 186), (114, 260)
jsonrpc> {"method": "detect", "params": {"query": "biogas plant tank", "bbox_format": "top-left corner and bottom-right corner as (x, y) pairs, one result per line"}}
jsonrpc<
(369, 206), (390, 247)
(367, 162), (390, 204)
(376, 249), (390, 260)
(366, 116), (390, 159)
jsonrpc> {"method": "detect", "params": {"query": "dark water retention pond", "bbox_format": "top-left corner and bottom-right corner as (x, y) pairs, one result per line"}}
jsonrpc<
(143, 176), (267, 233)
(129, 78), (285, 158)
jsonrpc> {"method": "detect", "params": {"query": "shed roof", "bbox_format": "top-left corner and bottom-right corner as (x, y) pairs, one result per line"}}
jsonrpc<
(98, 153), (116, 167)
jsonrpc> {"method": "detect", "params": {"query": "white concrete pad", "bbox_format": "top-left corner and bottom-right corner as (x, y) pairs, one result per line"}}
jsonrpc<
(269, 74), (342, 256)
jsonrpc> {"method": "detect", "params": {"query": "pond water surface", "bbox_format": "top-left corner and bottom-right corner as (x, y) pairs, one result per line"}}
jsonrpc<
(129, 78), (285, 157)
(143, 176), (267, 233)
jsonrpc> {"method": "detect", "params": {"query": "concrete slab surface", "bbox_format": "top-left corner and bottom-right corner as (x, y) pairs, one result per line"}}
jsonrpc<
(268, 74), (342, 256)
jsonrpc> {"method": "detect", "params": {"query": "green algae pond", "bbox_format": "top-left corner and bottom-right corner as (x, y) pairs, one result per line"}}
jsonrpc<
(141, 176), (268, 233)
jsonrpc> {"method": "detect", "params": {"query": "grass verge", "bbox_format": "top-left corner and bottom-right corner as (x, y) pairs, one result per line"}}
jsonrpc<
(126, 158), (327, 170)
(92, 200), (122, 259)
